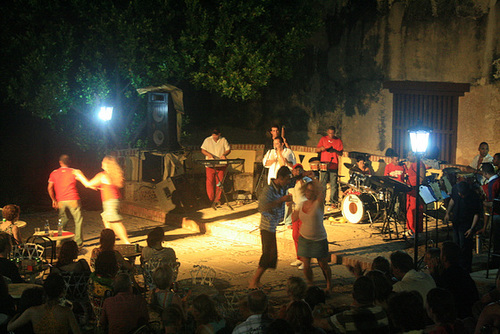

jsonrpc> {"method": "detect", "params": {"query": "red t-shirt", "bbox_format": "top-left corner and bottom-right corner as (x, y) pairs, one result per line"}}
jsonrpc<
(406, 161), (426, 187)
(482, 176), (500, 215)
(317, 136), (343, 170)
(48, 167), (80, 201)
(384, 163), (405, 183)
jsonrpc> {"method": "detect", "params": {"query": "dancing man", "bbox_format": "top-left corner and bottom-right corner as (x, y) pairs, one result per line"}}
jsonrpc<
(48, 154), (85, 247)
(262, 136), (296, 185)
(315, 126), (343, 207)
(74, 156), (130, 244)
(201, 128), (231, 208)
(249, 166), (292, 289)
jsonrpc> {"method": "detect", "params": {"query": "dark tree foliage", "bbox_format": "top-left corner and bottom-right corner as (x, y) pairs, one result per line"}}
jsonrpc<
(0, 0), (322, 150)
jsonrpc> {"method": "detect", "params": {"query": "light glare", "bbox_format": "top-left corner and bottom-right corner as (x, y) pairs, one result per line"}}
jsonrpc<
(98, 106), (113, 121)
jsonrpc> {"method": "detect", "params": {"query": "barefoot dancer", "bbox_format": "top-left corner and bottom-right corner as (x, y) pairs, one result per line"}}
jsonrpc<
(292, 179), (332, 294)
(75, 156), (131, 244)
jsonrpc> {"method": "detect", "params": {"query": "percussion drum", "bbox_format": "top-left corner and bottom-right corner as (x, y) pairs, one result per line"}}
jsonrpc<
(310, 162), (319, 171)
(341, 193), (381, 224)
(348, 173), (373, 193)
(320, 163), (328, 172)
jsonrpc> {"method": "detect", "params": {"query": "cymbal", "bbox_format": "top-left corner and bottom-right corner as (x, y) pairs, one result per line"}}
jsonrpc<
(442, 167), (462, 174)
(344, 163), (363, 173)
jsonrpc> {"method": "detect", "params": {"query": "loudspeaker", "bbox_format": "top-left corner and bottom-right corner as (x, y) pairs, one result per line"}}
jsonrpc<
(147, 92), (179, 151)
(142, 152), (163, 183)
(155, 178), (176, 212)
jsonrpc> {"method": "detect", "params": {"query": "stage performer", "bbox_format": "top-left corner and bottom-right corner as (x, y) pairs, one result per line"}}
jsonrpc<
(74, 156), (130, 244)
(384, 148), (405, 183)
(493, 153), (500, 174)
(48, 154), (85, 247)
(288, 164), (313, 269)
(262, 136), (296, 185)
(315, 126), (343, 207)
(265, 125), (290, 152)
(292, 179), (333, 294)
(405, 151), (425, 238)
(200, 128), (231, 208)
(249, 166), (292, 289)
(480, 164), (500, 260)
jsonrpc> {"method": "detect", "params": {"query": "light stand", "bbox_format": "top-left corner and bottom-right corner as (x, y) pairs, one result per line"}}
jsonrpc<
(409, 126), (431, 269)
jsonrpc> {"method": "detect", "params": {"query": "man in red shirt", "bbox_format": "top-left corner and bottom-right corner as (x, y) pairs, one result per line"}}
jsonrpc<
(315, 126), (343, 205)
(47, 155), (84, 246)
(405, 151), (425, 237)
(384, 149), (405, 183)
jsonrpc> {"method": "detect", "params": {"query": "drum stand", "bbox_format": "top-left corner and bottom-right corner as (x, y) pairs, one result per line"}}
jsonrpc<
(380, 190), (403, 241)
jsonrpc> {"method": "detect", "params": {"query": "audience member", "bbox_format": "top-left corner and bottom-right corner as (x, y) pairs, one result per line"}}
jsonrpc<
(264, 319), (294, 334)
(371, 256), (392, 281)
(9, 286), (45, 334)
(315, 276), (389, 333)
(365, 270), (393, 310)
(90, 229), (132, 271)
(100, 273), (149, 334)
(192, 294), (226, 334)
(0, 232), (23, 283)
(233, 290), (273, 334)
(286, 300), (325, 334)
(0, 204), (22, 244)
(424, 247), (442, 281)
(434, 241), (479, 319)
(444, 181), (482, 271)
(142, 227), (177, 264)
(0, 275), (15, 328)
(278, 276), (308, 319)
(475, 300), (500, 334)
(390, 250), (436, 303)
(162, 304), (185, 334)
(89, 250), (119, 315)
(387, 291), (426, 333)
(151, 264), (183, 313)
(426, 287), (466, 334)
(7, 273), (81, 334)
(52, 240), (90, 273)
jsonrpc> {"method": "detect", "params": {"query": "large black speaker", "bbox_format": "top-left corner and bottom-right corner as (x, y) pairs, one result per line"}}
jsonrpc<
(147, 92), (179, 151)
(142, 152), (163, 183)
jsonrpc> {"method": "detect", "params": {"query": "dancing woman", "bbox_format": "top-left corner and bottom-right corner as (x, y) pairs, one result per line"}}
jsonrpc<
(75, 156), (131, 244)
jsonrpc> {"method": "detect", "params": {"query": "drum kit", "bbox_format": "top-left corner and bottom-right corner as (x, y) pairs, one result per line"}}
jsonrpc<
(339, 163), (411, 226)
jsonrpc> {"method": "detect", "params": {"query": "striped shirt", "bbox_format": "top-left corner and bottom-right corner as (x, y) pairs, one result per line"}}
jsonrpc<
(328, 305), (389, 334)
(258, 181), (287, 233)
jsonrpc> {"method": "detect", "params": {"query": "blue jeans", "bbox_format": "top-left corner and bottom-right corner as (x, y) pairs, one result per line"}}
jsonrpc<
(58, 200), (83, 246)
(320, 170), (338, 203)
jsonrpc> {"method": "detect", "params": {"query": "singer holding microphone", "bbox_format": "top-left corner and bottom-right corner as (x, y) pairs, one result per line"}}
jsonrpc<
(316, 126), (343, 207)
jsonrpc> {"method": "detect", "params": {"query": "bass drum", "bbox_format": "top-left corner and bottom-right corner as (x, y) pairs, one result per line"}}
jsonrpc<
(341, 193), (380, 224)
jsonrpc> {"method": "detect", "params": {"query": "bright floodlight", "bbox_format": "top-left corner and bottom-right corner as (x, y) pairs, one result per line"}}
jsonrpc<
(408, 126), (431, 153)
(98, 106), (113, 121)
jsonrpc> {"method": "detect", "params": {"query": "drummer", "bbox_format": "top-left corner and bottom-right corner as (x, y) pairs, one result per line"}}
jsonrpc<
(315, 126), (343, 207)
(356, 157), (372, 175)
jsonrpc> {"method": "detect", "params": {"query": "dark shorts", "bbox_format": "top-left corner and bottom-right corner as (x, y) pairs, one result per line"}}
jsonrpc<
(297, 236), (329, 259)
(259, 230), (277, 269)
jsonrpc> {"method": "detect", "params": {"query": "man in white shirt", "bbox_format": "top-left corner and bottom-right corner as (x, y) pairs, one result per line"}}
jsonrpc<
(201, 128), (231, 207)
(262, 137), (296, 185)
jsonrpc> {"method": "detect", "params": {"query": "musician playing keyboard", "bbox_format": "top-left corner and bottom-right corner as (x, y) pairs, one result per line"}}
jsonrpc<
(201, 128), (231, 207)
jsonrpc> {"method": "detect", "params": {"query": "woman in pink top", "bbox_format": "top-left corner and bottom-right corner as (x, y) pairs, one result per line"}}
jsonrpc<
(75, 156), (130, 244)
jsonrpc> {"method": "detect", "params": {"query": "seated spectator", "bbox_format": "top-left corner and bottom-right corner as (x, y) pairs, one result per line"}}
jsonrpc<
(264, 319), (294, 334)
(151, 264), (183, 313)
(233, 290), (273, 334)
(0, 204), (22, 244)
(0, 232), (23, 283)
(434, 241), (479, 319)
(191, 294), (226, 334)
(52, 240), (90, 273)
(7, 273), (81, 334)
(89, 250), (119, 310)
(390, 250), (436, 303)
(100, 273), (149, 334)
(0, 275), (15, 332)
(90, 229), (132, 271)
(162, 304), (185, 334)
(424, 247), (442, 281)
(371, 256), (392, 281)
(426, 288), (466, 334)
(286, 300), (325, 334)
(278, 276), (307, 318)
(142, 227), (177, 264)
(475, 300), (500, 334)
(388, 291), (426, 333)
(315, 276), (389, 333)
(474, 273), (500, 319)
(9, 286), (44, 334)
(365, 270), (393, 310)
(305, 286), (334, 319)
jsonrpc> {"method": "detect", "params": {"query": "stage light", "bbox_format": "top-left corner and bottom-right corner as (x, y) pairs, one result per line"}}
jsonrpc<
(98, 106), (113, 121)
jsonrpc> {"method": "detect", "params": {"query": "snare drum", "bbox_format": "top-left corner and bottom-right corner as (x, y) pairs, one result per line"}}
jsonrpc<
(320, 163), (328, 172)
(310, 162), (319, 171)
(341, 193), (381, 224)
